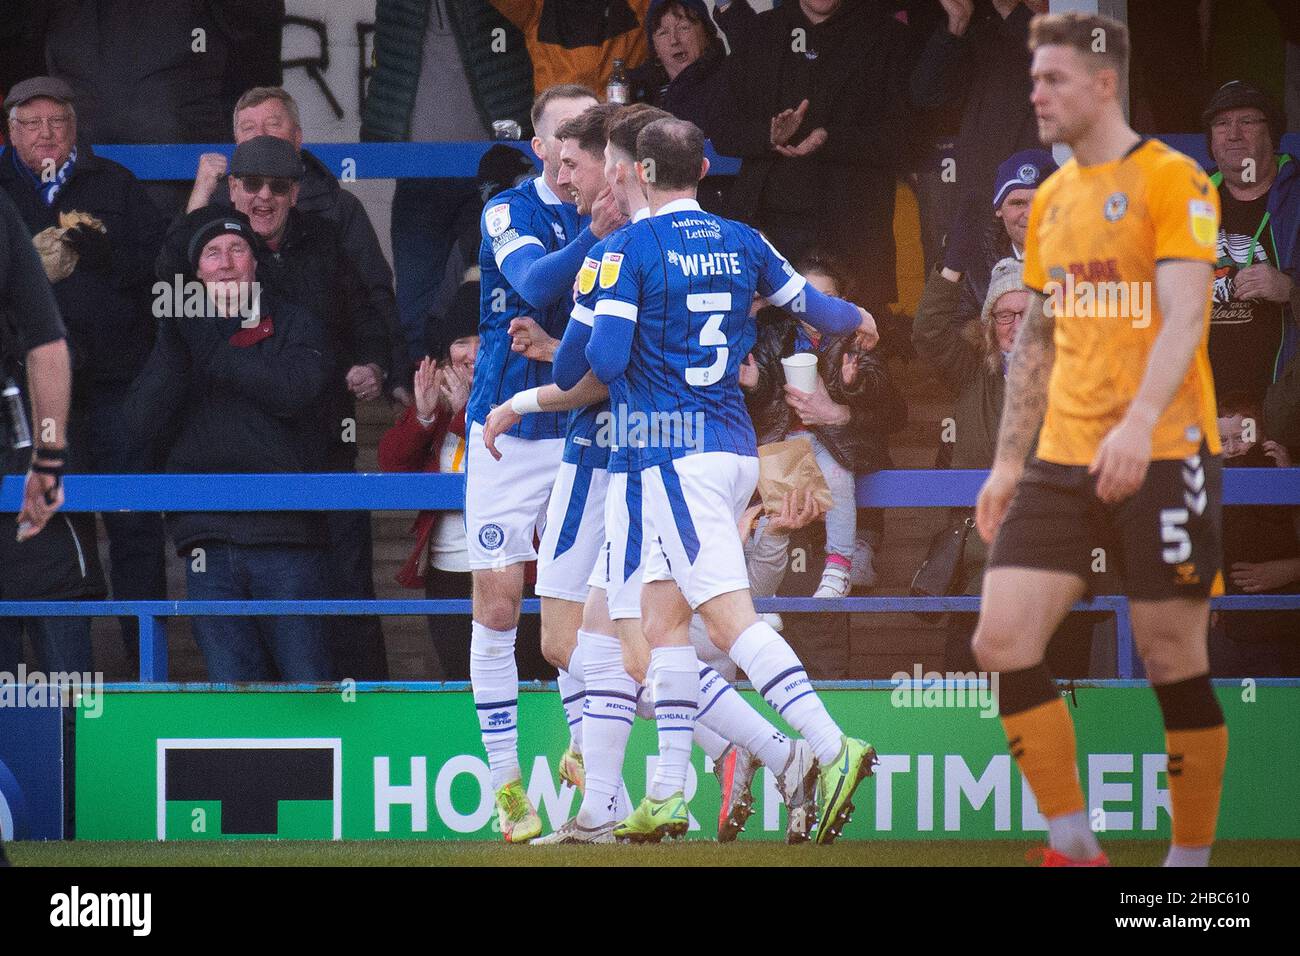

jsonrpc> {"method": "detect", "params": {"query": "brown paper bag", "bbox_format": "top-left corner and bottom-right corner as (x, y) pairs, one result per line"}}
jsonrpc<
(31, 211), (105, 284)
(756, 437), (834, 514)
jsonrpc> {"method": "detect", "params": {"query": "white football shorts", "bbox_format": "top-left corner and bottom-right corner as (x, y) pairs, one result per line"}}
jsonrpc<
(641, 452), (760, 610)
(536, 460), (609, 603)
(594, 470), (647, 621)
(464, 420), (564, 570)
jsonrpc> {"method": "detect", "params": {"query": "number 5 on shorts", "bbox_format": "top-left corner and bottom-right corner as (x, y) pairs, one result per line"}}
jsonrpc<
(1160, 507), (1191, 564)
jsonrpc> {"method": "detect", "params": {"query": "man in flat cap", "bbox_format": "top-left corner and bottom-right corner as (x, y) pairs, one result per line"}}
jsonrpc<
(125, 205), (333, 682)
(1, 76), (169, 666)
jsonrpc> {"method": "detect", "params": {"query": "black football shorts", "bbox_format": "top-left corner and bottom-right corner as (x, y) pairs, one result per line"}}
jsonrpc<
(988, 443), (1223, 600)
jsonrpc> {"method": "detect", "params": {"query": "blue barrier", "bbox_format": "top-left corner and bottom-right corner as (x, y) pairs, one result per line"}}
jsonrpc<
(2, 469), (1296, 511)
(87, 134), (1300, 182)
(92, 140), (742, 180)
(1, 469), (1297, 684)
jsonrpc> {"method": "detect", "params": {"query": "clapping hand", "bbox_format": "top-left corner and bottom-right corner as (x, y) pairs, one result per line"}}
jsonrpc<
(771, 100), (810, 148)
(413, 356), (441, 422)
(440, 361), (472, 412)
(773, 128), (827, 158)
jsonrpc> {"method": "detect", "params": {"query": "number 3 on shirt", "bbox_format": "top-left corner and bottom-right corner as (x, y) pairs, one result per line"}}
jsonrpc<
(684, 292), (732, 387)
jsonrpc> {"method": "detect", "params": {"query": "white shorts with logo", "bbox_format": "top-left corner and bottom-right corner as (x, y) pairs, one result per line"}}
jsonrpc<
(536, 460), (609, 603)
(464, 420), (564, 570)
(641, 452), (760, 610)
(593, 470), (647, 621)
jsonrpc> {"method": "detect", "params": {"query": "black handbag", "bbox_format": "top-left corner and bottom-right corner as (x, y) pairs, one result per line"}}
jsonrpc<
(911, 513), (976, 598)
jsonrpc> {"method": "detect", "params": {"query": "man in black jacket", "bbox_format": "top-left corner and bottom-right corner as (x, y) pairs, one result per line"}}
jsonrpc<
(710, 0), (972, 315)
(183, 86), (408, 393)
(0, 186), (75, 868)
(0, 184), (97, 679)
(163, 135), (393, 679)
(126, 207), (333, 682)
(941, 0), (1048, 286)
(1, 76), (166, 666)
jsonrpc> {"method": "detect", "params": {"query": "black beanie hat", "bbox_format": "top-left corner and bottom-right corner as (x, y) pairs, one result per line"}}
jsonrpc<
(427, 280), (480, 359)
(1202, 81), (1286, 154)
(184, 206), (261, 272)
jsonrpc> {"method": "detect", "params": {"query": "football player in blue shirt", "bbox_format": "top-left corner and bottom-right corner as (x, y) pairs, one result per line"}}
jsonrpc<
(587, 117), (881, 844)
(464, 84), (627, 844)
(486, 106), (822, 845)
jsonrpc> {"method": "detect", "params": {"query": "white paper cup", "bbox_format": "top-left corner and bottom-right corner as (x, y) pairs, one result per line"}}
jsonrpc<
(781, 352), (819, 393)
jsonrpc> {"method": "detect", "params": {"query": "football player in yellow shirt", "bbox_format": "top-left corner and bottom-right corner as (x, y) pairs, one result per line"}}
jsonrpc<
(973, 12), (1227, 867)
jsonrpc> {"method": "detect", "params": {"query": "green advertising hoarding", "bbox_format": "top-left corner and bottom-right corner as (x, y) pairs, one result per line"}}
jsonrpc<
(75, 686), (1299, 841)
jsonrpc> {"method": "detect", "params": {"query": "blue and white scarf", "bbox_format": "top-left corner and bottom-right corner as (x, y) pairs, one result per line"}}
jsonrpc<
(14, 146), (77, 206)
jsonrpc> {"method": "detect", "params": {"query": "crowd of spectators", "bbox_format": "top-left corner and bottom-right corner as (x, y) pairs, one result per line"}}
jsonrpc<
(1, 0), (1297, 681)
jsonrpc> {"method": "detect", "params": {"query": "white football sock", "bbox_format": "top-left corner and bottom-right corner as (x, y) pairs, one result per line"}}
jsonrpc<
(1164, 845), (1211, 867)
(697, 664), (790, 769)
(693, 723), (729, 762)
(634, 683), (655, 720)
(556, 643), (585, 753)
(729, 621), (841, 765)
(648, 645), (698, 801)
(1047, 810), (1103, 861)
(470, 621), (520, 791)
(575, 629), (636, 828)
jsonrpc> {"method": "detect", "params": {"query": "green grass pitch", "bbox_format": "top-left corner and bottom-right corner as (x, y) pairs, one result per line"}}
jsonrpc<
(9, 839), (1299, 867)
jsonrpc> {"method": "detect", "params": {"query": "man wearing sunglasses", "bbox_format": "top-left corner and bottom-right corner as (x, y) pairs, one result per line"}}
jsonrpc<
(190, 133), (394, 680)
(185, 87), (404, 404)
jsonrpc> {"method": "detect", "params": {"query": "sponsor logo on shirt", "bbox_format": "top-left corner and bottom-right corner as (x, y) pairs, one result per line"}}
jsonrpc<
(577, 257), (599, 295)
(599, 252), (624, 289)
(1189, 199), (1217, 248)
(485, 203), (511, 238)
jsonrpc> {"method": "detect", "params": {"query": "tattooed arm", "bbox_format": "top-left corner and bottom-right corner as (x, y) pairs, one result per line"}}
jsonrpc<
(975, 290), (1055, 543)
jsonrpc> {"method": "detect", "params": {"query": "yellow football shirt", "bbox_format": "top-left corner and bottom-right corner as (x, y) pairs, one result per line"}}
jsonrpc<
(1022, 138), (1221, 465)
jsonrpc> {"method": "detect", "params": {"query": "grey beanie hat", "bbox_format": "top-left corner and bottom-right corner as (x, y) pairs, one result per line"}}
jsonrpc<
(981, 257), (1026, 326)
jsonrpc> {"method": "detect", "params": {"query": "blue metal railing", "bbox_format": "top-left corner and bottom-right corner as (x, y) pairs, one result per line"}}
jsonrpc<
(2, 469), (1296, 512)
(87, 134), (1300, 183)
(91, 141), (741, 180)
(2, 470), (1297, 683)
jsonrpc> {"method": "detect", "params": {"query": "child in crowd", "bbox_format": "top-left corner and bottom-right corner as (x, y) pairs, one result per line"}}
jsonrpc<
(1212, 393), (1300, 676)
(740, 251), (905, 597)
